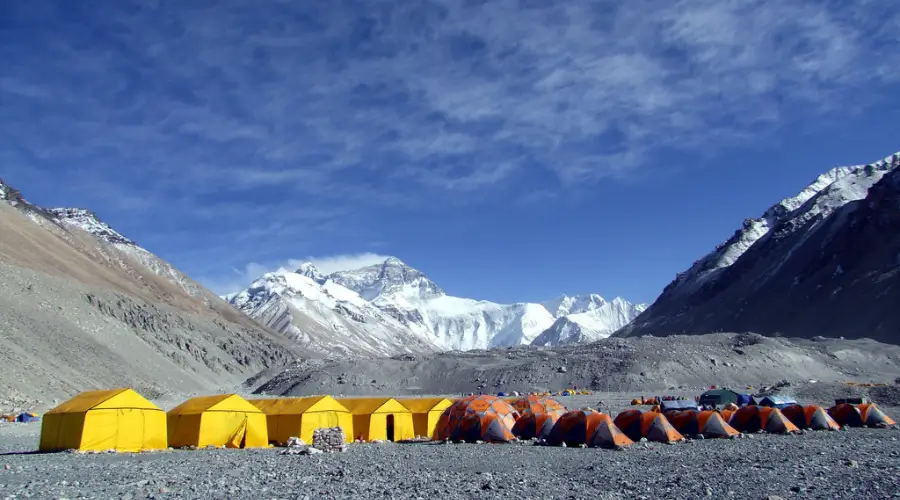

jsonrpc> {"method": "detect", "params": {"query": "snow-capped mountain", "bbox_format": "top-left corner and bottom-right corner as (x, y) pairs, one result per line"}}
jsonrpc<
(532, 297), (648, 346)
(229, 257), (646, 353)
(327, 257), (444, 303)
(616, 151), (900, 344)
(228, 270), (440, 357)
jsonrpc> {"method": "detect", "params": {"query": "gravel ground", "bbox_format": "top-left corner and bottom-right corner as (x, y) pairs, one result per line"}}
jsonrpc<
(3, 403), (899, 499)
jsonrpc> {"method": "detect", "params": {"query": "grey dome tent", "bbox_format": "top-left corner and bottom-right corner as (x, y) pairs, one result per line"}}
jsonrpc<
(698, 389), (740, 407)
(758, 395), (798, 409)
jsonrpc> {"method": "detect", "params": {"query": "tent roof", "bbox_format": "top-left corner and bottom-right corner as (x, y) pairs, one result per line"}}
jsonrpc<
(168, 394), (263, 415)
(397, 398), (452, 414)
(760, 396), (797, 404)
(701, 389), (740, 397)
(250, 396), (348, 415)
(45, 388), (160, 414)
(660, 400), (699, 411)
(337, 397), (409, 415)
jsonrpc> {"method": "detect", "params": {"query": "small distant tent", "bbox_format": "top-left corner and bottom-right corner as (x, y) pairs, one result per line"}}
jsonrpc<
(698, 389), (740, 407)
(397, 398), (452, 439)
(435, 395), (518, 443)
(17, 412), (40, 423)
(660, 400), (699, 413)
(829, 403), (896, 428)
(737, 394), (754, 406)
(167, 394), (268, 449)
(758, 396), (798, 409)
(337, 398), (414, 442)
(39, 388), (166, 453)
(546, 410), (633, 449)
(665, 410), (739, 439)
(781, 404), (840, 431)
(613, 410), (684, 443)
(728, 406), (799, 434)
(251, 396), (353, 444)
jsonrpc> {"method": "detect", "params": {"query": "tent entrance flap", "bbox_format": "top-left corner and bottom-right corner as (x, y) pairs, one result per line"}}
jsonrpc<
(226, 418), (249, 449)
(386, 415), (395, 442)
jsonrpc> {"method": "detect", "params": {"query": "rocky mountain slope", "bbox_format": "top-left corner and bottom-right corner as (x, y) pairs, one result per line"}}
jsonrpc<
(616, 151), (900, 344)
(228, 258), (647, 354)
(0, 178), (308, 403)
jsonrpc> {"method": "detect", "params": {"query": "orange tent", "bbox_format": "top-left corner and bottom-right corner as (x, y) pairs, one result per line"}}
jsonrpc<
(511, 395), (566, 417)
(858, 403), (896, 427)
(829, 403), (896, 428)
(781, 404), (840, 431)
(614, 410), (684, 443)
(546, 410), (633, 449)
(512, 412), (560, 440)
(665, 410), (739, 438)
(435, 395), (518, 443)
(729, 406), (799, 434)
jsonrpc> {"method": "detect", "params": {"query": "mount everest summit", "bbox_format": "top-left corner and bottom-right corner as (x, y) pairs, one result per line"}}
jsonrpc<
(227, 257), (647, 356)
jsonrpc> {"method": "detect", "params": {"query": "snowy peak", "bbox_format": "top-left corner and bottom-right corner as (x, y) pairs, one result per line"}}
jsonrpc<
(532, 297), (648, 346)
(543, 294), (608, 317)
(294, 262), (324, 282)
(228, 268), (439, 357)
(327, 257), (445, 302)
(46, 208), (136, 246)
(617, 150), (900, 342)
(668, 152), (899, 296)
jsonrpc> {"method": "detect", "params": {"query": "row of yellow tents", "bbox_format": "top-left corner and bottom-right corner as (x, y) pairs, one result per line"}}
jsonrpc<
(39, 388), (454, 453)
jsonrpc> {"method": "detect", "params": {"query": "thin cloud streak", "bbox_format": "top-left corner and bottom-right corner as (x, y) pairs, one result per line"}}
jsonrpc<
(2, 0), (899, 290)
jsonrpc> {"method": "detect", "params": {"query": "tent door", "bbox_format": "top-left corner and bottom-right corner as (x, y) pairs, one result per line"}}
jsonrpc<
(386, 414), (395, 442)
(226, 417), (249, 449)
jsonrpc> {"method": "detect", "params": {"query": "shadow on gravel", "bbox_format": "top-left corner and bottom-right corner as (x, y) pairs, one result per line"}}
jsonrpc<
(0, 450), (43, 456)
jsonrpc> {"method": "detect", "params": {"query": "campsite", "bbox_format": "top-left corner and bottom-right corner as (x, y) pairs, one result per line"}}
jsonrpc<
(2, 383), (899, 499)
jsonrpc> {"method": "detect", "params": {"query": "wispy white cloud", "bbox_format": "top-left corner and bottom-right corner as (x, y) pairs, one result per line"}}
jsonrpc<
(202, 252), (393, 295)
(2, 0), (899, 288)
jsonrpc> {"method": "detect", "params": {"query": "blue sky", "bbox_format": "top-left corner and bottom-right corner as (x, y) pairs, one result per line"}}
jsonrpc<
(2, 0), (899, 305)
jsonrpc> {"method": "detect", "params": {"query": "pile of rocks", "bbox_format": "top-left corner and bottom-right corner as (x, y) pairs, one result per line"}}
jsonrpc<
(313, 427), (347, 453)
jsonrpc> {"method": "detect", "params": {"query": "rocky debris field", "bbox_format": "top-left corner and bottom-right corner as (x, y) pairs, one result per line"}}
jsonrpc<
(2, 416), (900, 500)
(256, 333), (900, 398)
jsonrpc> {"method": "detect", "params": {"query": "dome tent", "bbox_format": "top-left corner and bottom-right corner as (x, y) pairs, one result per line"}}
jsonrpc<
(728, 406), (800, 434)
(829, 403), (896, 428)
(546, 409), (633, 449)
(510, 395), (566, 417)
(435, 395), (518, 443)
(614, 410), (684, 443)
(781, 404), (840, 431)
(665, 410), (739, 439)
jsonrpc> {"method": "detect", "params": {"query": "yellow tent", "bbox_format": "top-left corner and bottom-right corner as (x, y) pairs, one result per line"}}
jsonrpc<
(39, 388), (166, 453)
(167, 394), (268, 449)
(250, 396), (353, 444)
(337, 397), (415, 442)
(397, 398), (452, 439)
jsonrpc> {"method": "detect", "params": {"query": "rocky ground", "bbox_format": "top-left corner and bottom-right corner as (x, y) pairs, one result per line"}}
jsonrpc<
(2, 396), (899, 499)
(257, 333), (900, 398)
